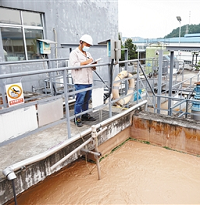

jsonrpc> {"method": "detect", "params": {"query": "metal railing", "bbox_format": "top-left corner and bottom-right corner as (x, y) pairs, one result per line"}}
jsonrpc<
(0, 57), (146, 145)
(1, 54), (200, 145)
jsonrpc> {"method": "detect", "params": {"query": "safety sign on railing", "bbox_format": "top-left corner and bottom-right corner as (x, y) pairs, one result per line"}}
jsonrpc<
(5, 83), (24, 107)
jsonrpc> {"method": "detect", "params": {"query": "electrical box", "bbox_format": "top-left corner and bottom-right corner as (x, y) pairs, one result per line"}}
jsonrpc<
(98, 39), (121, 62)
(106, 39), (115, 59)
(39, 41), (51, 54)
(37, 39), (57, 55)
(114, 40), (121, 61)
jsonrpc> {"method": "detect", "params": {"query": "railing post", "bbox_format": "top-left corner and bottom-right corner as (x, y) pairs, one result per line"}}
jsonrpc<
(63, 69), (71, 139)
(168, 51), (174, 116)
(109, 59), (114, 118)
(91, 125), (101, 180)
(137, 52), (140, 104)
(185, 95), (189, 118)
(157, 50), (163, 114)
(125, 49), (128, 95)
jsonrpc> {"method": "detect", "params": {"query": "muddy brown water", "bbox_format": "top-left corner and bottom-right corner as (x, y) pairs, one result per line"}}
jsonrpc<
(7, 140), (200, 204)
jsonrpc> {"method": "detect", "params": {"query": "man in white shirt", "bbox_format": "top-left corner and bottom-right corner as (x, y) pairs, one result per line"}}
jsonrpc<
(69, 34), (96, 127)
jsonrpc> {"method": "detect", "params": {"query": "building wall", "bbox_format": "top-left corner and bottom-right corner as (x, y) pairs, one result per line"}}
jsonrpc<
(0, 0), (118, 90)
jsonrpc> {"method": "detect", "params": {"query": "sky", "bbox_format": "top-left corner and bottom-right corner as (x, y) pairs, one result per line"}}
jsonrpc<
(118, 0), (200, 38)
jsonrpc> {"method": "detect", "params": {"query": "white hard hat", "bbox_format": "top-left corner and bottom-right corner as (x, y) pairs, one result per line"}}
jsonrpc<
(80, 34), (93, 46)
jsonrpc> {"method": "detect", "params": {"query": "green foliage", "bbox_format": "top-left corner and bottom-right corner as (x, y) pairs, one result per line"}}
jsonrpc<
(194, 60), (200, 70)
(120, 37), (137, 66)
(165, 24), (200, 38)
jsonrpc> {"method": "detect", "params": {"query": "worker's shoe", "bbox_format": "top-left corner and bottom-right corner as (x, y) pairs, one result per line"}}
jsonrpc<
(82, 114), (96, 121)
(74, 118), (83, 127)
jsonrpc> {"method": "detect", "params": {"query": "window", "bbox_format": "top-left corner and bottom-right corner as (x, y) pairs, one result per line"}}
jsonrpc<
(0, 7), (44, 61)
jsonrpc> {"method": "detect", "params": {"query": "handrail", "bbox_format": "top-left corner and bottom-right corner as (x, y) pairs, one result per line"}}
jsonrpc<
(2, 100), (147, 180)
(0, 62), (110, 80)
(0, 57), (68, 66)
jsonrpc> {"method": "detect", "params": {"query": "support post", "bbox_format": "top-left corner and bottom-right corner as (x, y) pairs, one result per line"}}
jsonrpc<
(125, 49), (128, 95)
(109, 59), (114, 118)
(157, 50), (163, 114)
(168, 51), (174, 116)
(185, 95), (189, 118)
(137, 52), (140, 104)
(63, 69), (71, 138)
(91, 126), (101, 180)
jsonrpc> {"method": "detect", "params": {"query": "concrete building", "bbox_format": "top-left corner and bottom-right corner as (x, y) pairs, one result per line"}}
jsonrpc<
(123, 34), (200, 65)
(0, 0), (118, 91)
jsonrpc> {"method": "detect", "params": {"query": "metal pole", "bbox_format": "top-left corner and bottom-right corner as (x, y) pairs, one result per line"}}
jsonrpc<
(63, 69), (71, 139)
(185, 95), (188, 118)
(95, 136), (101, 180)
(125, 49), (128, 94)
(12, 180), (18, 205)
(168, 51), (174, 116)
(91, 126), (102, 180)
(51, 137), (93, 170)
(109, 59), (114, 118)
(157, 50), (163, 114)
(137, 52), (140, 104)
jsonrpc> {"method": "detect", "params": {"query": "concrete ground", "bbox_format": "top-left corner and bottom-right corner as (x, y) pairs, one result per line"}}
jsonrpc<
(0, 106), (123, 179)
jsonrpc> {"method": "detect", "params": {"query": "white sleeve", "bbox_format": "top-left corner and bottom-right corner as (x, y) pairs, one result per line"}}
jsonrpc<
(69, 51), (81, 67)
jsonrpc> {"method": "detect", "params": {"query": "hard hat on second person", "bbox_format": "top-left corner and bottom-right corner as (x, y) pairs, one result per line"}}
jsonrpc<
(80, 34), (93, 46)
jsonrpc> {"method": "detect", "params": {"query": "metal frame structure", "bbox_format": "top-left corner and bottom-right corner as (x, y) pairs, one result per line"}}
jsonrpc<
(1, 47), (200, 145)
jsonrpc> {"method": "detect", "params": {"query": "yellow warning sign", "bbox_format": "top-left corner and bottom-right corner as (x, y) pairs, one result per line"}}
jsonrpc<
(6, 83), (24, 107)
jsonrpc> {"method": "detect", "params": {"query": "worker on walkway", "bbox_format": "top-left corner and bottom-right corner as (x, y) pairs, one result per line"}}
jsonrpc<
(69, 34), (96, 127)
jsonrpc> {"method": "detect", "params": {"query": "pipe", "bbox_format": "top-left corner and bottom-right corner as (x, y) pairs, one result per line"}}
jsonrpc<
(53, 28), (58, 69)
(104, 59), (114, 102)
(81, 148), (101, 157)
(12, 180), (18, 205)
(51, 137), (93, 171)
(3, 100), (147, 179)
(51, 126), (107, 176)
(3, 128), (92, 178)
(98, 100), (147, 128)
(91, 125), (103, 180)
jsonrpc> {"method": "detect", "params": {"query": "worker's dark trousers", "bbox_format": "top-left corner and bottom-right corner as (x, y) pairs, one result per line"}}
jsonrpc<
(74, 84), (92, 119)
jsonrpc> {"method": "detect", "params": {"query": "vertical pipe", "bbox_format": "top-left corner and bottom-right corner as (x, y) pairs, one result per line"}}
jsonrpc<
(137, 52), (139, 104)
(185, 95), (188, 118)
(109, 59), (114, 118)
(125, 49), (128, 95)
(63, 69), (71, 139)
(192, 54), (194, 65)
(95, 135), (101, 180)
(157, 50), (163, 114)
(20, 11), (28, 61)
(92, 126), (101, 180)
(182, 61), (184, 81)
(12, 180), (18, 205)
(168, 51), (174, 116)
(53, 28), (58, 69)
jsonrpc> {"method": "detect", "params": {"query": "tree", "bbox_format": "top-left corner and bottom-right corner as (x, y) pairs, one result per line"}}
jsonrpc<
(165, 24), (200, 38)
(120, 38), (137, 64)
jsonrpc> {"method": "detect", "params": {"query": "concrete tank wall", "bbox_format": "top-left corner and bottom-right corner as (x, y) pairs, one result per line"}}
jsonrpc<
(0, 111), (131, 205)
(131, 112), (200, 155)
